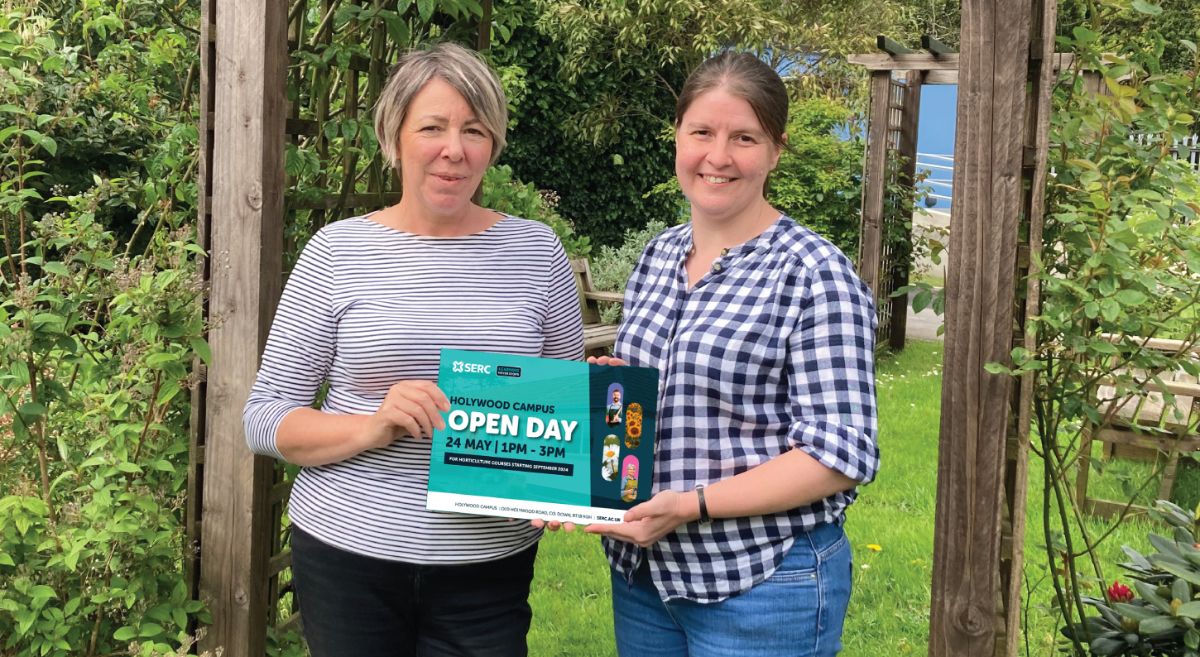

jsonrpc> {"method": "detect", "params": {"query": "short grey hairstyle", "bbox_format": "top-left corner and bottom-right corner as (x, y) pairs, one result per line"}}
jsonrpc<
(374, 42), (508, 171)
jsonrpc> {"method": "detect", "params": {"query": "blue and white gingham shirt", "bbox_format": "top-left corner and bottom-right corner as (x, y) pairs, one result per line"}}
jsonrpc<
(604, 215), (879, 602)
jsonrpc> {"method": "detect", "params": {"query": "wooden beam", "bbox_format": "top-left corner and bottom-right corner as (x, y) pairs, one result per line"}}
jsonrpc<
(878, 35), (916, 55)
(922, 35), (956, 55)
(856, 70), (891, 298)
(847, 53), (961, 70)
(924, 70), (959, 85)
(198, 1), (288, 656)
(847, 52), (1073, 73)
(928, 0), (1035, 655)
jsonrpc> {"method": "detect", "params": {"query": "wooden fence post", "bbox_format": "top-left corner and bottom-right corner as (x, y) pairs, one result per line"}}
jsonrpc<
(928, 0), (1050, 654)
(198, 1), (288, 655)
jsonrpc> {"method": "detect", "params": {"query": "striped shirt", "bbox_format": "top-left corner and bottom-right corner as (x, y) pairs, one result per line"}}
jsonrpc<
(244, 214), (585, 563)
(605, 215), (879, 602)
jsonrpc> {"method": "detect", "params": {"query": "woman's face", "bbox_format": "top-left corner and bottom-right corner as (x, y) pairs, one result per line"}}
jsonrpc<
(675, 87), (781, 226)
(397, 78), (493, 220)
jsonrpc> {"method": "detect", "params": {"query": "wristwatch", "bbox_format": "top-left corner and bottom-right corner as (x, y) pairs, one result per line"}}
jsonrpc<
(695, 483), (711, 524)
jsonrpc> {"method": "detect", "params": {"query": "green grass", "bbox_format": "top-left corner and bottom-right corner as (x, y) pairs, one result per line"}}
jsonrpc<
(528, 340), (1200, 656)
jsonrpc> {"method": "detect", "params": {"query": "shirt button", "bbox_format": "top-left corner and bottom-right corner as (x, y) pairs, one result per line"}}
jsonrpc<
(712, 263), (723, 272)
(721, 248), (730, 256)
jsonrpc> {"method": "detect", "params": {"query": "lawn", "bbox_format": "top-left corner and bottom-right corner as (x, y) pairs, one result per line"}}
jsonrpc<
(528, 340), (1199, 656)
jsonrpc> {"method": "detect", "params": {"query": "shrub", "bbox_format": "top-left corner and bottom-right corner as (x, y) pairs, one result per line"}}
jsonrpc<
(481, 164), (591, 258)
(769, 97), (864, 256)
(589, 220), (669, 324)
(1064, 501), (1200, 656)
(0, 183), (207, 656)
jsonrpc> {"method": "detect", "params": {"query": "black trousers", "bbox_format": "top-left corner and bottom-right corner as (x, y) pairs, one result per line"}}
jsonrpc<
(290, 526), (538, 657)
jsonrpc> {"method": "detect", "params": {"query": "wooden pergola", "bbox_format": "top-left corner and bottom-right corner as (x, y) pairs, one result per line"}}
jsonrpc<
(191, 1), (1060, 656)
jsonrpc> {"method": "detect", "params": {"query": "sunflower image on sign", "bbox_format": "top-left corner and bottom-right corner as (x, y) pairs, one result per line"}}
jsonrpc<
(624, 403), (643, 449)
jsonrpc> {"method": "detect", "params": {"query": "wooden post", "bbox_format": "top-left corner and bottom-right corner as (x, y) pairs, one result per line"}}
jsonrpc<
(198, 2), (288, 656)
(186, 0), (217, 619)
(888, 69), (924, 351)
(857, 70), (892, 297)
(928, 0), (1035, 655)
(1000, 2), (1056, 653)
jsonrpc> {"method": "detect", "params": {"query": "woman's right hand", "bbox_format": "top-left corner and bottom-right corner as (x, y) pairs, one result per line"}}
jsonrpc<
(360, 380), (451, 449)
(586, 355), (628, 366)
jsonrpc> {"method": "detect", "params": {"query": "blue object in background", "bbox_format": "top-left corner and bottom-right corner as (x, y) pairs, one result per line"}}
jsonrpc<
(916, 85), (957, 210)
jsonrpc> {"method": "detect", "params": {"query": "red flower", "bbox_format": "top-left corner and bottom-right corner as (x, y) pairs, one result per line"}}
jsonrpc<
(1108, 581), (1134, 603)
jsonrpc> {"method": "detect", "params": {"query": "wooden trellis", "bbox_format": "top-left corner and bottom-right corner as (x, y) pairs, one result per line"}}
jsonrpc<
(194, 1), (1060, 656)
(191, 2), (492, 655)
(854, 66), (923, 352)
(850, 0), (1060, 654)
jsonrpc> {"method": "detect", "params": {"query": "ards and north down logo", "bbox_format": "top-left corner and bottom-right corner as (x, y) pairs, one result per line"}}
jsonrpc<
(451, 360), (521, 377)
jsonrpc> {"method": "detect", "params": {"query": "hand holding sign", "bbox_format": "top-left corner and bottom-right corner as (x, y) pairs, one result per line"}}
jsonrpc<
(362, 380), (450, 447)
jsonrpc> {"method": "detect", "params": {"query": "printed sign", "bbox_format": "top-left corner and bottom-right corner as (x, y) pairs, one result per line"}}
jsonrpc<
(427, 349), (659, 524)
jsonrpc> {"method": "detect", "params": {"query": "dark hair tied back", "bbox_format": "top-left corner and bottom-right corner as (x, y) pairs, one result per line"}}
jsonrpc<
(675, 51), (789, 151)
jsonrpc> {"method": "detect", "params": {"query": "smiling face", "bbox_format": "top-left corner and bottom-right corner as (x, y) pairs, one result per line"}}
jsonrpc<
(675, 87), (782, 227)
(397, 77), (493, 222)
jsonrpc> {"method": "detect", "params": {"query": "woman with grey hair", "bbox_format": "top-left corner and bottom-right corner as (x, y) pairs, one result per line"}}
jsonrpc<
(244, 42), (584, 657)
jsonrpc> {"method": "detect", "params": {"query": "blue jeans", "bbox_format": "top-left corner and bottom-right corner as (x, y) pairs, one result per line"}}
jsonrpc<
(611, 523), (852, 657)
(290, 526), (538, 657)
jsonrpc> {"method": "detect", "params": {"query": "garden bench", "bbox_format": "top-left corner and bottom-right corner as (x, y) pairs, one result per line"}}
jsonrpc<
(1075, 335), (1200, 518)
(569, 258), (623, 356)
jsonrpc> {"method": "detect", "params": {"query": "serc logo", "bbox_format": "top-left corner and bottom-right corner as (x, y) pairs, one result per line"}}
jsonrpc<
(451, 360), (491, 374)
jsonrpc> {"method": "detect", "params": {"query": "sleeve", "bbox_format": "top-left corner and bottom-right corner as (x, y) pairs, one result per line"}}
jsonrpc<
(540, 237), (586, 361)
(243, 231), (337, 459)
(786, 253), (880, 484)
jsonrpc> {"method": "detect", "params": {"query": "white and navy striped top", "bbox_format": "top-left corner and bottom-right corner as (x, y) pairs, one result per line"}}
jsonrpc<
(243, 214), (585, 563)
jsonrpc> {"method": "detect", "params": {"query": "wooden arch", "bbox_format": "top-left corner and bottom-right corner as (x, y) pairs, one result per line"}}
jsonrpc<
(192, 1), (1059, 656)
(849, 1), (1062, 654)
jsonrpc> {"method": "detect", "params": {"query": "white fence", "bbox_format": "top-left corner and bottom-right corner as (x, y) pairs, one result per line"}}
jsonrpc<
(1132, 132), (1200, 171)
(918, 134), (1199, 210)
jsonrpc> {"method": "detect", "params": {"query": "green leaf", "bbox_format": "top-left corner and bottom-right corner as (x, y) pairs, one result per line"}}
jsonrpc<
(144, 352), (177, 368)
(190, 337), (212, 365)
(55, 435), (70, 463)
(1154, 560), (1200, 588)
(156, 379), (181, 406)
(115, 462), (142, 474)
(1136, 579), (1173, 613)
(1114, 602), (1162, 621)
(41, 261), (69, 277)
(1115, 289), (1147, 306)
(417, 0), (436, 21)
(984, 362), (1012, 375)
(18, 402), (47, 419)
(113, 626), (136, 642)
(1141, 615), (1177, 633)
(1131, 0), (1163, 15)
(1179, 601), (1200, 619)
(1174, 577), (1192, 604)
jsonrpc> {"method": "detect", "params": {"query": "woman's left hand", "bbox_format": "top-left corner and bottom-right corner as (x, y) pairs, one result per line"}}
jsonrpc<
(530, 519), (577, 532)
(584, 490), (698, 547)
